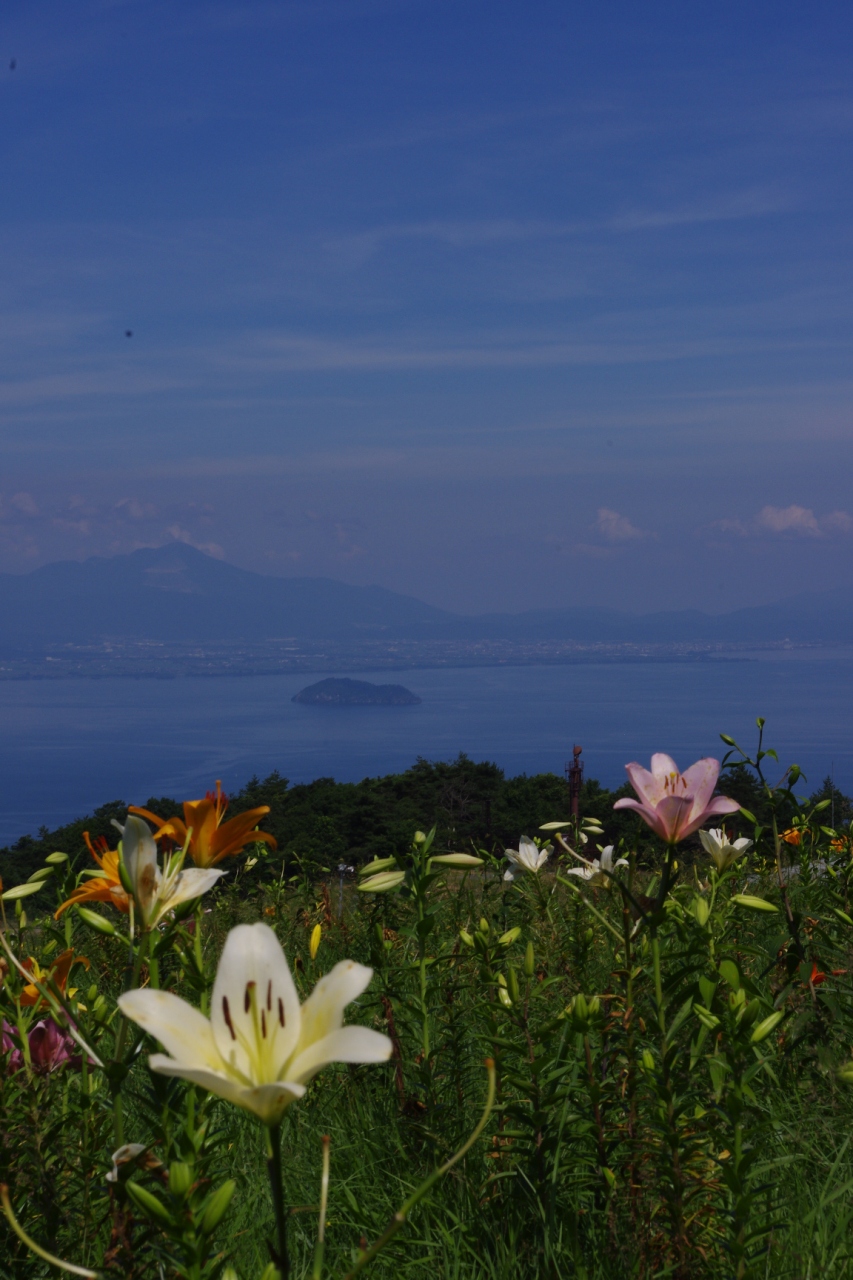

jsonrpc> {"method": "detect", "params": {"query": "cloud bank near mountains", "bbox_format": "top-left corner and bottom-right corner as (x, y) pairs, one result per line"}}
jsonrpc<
(713, 505), (853, 538)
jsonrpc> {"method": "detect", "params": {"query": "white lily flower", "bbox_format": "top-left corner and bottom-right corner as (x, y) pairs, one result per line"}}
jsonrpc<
(113, 815), (224, 928)
(118, 922), (392, 1126)
(565, 845), (628, 888)
(105, 1143), (148, 1183)
(503, 836), (552, 882)
(699, 828), (752, 874)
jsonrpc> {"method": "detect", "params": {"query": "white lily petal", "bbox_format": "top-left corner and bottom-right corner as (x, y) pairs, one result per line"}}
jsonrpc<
(148, 1055), (304, 1121)
(120, 816), (161, 922)
(237, 1082), (307, 1123)
(288, 1026), (392, 1085)
(118, 989), (222, 1071)
(298, 960), (373, 1048)
(210, 923), (301, 1078)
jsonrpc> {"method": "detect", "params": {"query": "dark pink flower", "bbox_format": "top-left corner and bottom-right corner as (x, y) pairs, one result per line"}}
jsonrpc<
(2, 1018), (81, 1076)
(2, 1019), (24, 1073)
(614, 754), (740, 845)
(28, 1019), (81, 1075)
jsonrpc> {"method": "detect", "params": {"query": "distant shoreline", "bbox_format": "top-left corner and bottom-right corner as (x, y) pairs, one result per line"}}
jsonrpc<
(0, 641), (848, 681)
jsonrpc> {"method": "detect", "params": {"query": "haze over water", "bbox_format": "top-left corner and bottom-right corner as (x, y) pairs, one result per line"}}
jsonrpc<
(1, 650), (850, 845)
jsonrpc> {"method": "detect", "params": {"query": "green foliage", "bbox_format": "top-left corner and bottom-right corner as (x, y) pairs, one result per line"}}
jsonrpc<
(4, 730), (853, 1278)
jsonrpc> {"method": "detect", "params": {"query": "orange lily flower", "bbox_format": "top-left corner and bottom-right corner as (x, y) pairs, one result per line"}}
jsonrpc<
(129, 781), (276, 869)
(55, 832), (131, 918)
(781, 828), (802, 846)
(20, 948), (90, 1008)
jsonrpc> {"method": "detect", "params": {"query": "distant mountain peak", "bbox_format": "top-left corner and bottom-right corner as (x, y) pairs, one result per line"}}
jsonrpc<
(0, 545), (848, 649)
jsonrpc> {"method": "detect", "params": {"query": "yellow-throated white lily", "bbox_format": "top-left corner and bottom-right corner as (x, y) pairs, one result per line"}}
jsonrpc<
(698, 827), (752, 873)
(114, 815), (224, 928)
(118, 922), (392, 1125)
(503, 836), (552, 882)
(565, 844), (628, 888)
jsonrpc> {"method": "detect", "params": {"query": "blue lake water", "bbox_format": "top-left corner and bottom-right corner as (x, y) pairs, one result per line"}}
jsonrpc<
(0, 650), (851, 844)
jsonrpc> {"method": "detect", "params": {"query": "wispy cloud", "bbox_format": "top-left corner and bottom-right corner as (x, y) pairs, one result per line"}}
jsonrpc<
(756, 504), (821, 535)
(712, 505), (853, 538)
(595, 508), (650, 543)
(165, 524), (225, 558)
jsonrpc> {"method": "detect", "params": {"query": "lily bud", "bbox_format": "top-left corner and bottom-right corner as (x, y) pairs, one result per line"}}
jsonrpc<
(27, 866), (54, 883)
(430, 853), (484, 869)
(479, 918), (490, 937)
(201, 1180), (236, 1235)
(641, 1049), (655, 1072)
(459, 930), (474, 947)
(77, 906), (118, 936)
(693, 896), (710, 927)
(309, 924), (322, 960)
(45, 851), (69, 865)
(498, 926), (521, 947)
(732, 894), (778, 913)
(2, 880), (45, 902)
(169, 1161), (194, 1198)
(750, 1010), (784, 1044)
(413, 831), (427, 844)
(126, 1181), (174, 1227)
(507, 967), (520, 1004)
(524, 941), (535, 977)
(357, 870), (406, 893)
(358, 857), (397, 878)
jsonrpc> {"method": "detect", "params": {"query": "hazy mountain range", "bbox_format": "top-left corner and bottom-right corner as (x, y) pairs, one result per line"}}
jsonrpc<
(0, 543), (849, 650)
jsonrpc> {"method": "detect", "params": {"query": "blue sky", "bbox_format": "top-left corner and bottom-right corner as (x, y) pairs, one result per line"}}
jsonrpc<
(1, 0), (852, 613)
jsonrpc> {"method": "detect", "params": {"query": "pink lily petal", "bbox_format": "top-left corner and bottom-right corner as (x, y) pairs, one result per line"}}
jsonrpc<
(614, 797), (670, 841)
(650, 753), (680, 779)
(657, 794), (695, 843)
(702, 795), (742, 818)
(624, 763), (666, 807)
(681, 758), (721, 815)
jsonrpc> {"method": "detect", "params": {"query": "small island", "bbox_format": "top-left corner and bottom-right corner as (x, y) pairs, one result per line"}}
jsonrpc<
(292, 677), (421, 705)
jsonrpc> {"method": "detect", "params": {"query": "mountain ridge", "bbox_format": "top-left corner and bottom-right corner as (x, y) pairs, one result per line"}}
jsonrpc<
(0, 543), (849, 649)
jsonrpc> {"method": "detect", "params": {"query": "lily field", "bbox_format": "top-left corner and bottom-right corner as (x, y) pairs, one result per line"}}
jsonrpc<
(3, 724), (853, 1279)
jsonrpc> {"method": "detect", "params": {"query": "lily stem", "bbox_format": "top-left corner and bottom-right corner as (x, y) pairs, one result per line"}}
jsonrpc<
(112, 930), (149, 1146)
(266, 1122), (290, 1279)
(312, 1135), (330, 1280)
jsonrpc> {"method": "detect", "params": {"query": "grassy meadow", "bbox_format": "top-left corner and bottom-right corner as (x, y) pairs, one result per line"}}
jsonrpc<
(2, 735), (853, 1279)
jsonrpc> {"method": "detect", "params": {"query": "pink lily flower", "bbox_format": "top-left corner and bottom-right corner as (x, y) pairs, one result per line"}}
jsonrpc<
(1, 1017), (81, 1076)
(1, 1019), (21, 1073)
(614, 754), (740, 845)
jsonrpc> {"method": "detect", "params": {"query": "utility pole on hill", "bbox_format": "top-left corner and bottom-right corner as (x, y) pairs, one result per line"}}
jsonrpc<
(566, 745), (584, 819)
